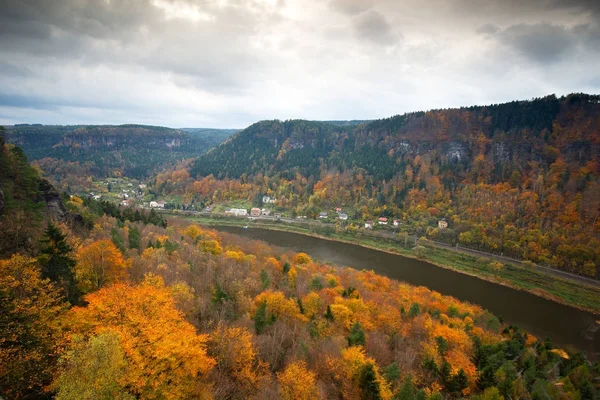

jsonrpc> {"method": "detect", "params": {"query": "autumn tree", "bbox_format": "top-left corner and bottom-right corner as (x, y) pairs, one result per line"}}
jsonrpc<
(209, 324), (266, 398)
(62, 276), (215, 399)
(277, 361), (320, 400)
(75, 239), (128, 293)
(0, 255), (68, 399)
(53, 332), (134, 400)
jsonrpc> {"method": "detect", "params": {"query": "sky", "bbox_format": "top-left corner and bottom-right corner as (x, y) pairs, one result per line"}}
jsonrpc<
(0, 0), (599, 129)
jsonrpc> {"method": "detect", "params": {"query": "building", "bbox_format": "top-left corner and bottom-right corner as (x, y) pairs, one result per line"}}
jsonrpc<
(262, 195), (277, 204)
(365, 220), (373, 229)
(139, 184), (147, 189)
(319, 212), (328, 219)
(438, 220), (448, 229)
(261, 208), (271, 216)
(393, 219), (399, 227)
(274, 213), (282, 219)
(338, 213), (348, 221)
(335, 207), (342, 213)
(229, 208), (248, 216)
(149, 201), (159, 208)
(120, 199), (132, 207)
(250, 207), (261, 217)
(378, 217), (388, 225)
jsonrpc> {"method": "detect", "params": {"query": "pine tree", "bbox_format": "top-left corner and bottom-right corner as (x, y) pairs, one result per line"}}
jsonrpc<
(38, 223), (78, 303)
(397, 374), (415, 400)
(358, 363), (382, 400)
(348, 321), (366, 347)
(254, 301), (267, 334)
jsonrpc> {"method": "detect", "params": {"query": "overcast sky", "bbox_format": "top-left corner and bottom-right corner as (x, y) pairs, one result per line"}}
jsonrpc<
(0, 0), (599, 128)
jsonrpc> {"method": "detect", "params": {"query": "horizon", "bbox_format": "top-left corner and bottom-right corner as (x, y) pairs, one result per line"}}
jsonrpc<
(1, 0), (599, 128)
(4, 92), (596, 130)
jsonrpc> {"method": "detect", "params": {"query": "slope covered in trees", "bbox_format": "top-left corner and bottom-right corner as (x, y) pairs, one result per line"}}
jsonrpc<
(0, 143), (597, 399)
(4, 124), (236, 189)
(156, 94), (600, 278)
(1, 215), (598, 399)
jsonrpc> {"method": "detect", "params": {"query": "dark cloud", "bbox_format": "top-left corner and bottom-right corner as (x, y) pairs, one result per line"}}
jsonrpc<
(497, 23), (575, 63)
(353, 10), (400, 45)
(495, 22), (600, 64)
(477, 23), (499, 35)
(329, 0), (374, 16)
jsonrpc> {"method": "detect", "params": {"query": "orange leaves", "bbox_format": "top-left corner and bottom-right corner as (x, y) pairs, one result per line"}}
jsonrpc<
(0, 255), (68, 398)
(277, 361), (320, 400)
(198, 239), (223, 256)
(327, 346), (392, 400)
(254, 291), (307, 323)
(295, 252), (312, 265)
(64, 277), (215, 399)
(75, 239), (128, 293)
(209, 324), (266, 392)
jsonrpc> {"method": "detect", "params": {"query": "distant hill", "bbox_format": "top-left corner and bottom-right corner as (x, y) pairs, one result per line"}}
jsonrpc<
(4, 124), (236, 189)
(172, 94), (600, 277)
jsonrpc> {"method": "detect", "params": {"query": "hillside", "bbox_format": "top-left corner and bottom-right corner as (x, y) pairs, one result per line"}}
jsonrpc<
(4, 124), (235, 190)
(157, 94), (600, 278)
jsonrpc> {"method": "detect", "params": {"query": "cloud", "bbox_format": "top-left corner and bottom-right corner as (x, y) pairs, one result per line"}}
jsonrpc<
(329, 0), (374, 15)
(0, 0), (598, 127)
(497, 23), (576, 63)
(477, 23), (499, 35)
(353, 10), (400, 45)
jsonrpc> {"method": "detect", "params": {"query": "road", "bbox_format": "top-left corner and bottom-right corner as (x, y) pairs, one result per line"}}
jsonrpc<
(152, 207), (600, 288)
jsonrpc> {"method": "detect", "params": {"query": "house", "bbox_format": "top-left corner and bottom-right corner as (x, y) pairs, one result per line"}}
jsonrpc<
(262, 195), (277, 204)
(250, 207), (261, 217)
(139, 184), (147, 189)
(319, 212), (328, 219)
(378, 217), (388, 225)
(438, 220), (448, 229)
(120, 199), (132, 207)
(157, 201), (166, 208)
(274, 213), (282, 219)
(228, 208), (247, 216)
(393, 219), (399, 227)
(92, 195), (101, 200)
(365, 220), (374, 229)
(335, 207), (343, 213)
(261, 208), (271, 216)
(149, 201), (159, 208)
(338, 213), (348, 221)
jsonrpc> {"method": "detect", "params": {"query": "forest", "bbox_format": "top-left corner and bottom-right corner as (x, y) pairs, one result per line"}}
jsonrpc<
(1, 128), (599, 399)
(3, 124), (235, 191)
(152, 94), (600, 278)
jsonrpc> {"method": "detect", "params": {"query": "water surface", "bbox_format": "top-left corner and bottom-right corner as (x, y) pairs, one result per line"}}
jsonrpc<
(214, 225), (599, 359)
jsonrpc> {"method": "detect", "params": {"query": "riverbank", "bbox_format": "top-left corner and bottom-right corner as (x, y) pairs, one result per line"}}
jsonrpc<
(176, 214), (600, 315)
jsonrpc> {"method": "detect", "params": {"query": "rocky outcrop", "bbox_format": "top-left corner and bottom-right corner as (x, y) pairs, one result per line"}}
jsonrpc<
(39, 179), (67, 221)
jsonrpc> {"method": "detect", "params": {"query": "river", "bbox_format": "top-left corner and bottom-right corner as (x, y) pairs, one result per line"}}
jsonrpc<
(213, 225), (599, 359)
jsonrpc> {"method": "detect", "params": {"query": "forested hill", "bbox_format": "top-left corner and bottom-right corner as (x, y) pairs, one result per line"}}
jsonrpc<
(165, 94), (600, 277)
(4, 124), (235, 190)
(191, 94), (598, 181)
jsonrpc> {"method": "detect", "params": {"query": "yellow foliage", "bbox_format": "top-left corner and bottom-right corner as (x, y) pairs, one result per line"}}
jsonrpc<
(330, 303), (354, 329)
(76, 239), (129, 293)
(302, 292), (322, 319)
(199, 239), (223, 255)
(295, 253), (312, 264)
(209, 324), (265, 391)
(277, 361), (320, 400)
(64, 280), (215, 399)
(254, 291), (307, 322)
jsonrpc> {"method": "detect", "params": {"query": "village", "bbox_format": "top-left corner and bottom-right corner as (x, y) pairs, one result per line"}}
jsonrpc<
(87, 187), (451, 234)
